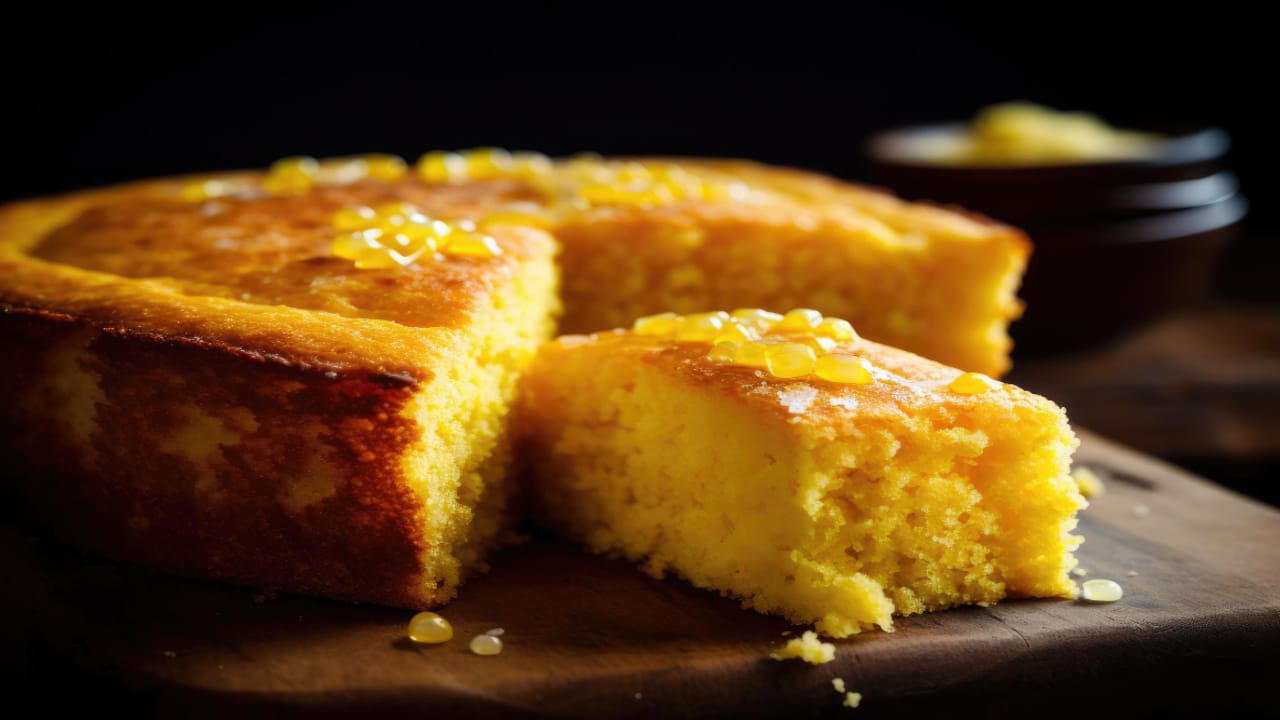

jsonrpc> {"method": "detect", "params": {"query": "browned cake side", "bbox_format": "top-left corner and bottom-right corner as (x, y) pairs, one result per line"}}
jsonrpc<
(0, 173), (559, 607)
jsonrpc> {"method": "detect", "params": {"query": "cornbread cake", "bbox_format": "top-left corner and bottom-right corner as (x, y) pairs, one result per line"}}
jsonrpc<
(518, 309), (1084, 637)
(0, 158), (558, 607)
(419, 150), (1029, 376)
(1, 149), (1029, 610)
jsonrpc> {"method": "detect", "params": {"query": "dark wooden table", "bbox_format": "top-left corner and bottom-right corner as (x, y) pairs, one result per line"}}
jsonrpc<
(1010, 302), (1280, 507)
(5, 430), (1278, 718)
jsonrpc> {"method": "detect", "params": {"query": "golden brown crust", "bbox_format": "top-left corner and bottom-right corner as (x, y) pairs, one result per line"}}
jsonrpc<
(0, 310), (435, 606)
(0, 174), (553, 380)
(543, 329), (1060, 433)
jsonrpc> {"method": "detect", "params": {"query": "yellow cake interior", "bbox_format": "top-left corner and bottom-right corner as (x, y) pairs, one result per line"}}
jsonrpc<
(520, 315), (1083, 637)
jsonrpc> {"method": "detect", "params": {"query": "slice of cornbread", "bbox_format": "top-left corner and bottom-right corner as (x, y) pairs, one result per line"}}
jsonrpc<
(546, 158), (1028, 376)
(519, 310), (1083, 637)
(0, 164), (558, 607)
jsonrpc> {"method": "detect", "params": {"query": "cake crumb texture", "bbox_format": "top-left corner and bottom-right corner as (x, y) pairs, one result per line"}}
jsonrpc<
(769, 631), (836, 665)
(520, 322), (1084, 637)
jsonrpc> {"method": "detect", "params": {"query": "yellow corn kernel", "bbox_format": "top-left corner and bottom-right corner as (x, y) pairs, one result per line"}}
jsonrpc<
(510, 151), (553, 176)
(633, 312), (681, 336)
(441, 232), (503, 257)
(568, 151), (604, 165)
(675, 312), (728, 341)
(315, 157), (372, 185)
(765, 343), (816, 379)
(948, 372), (1000, 395)
(333, 205), (377, 231)
(361, 153), (408, 180)
(332, 229), (383, 259)
(354, 250), (404, 269)
(373, 201), (417, 219)
(815, 354), (874, 384)
(735, 340), (770, 367)
(460, 147), (514, 179)
(262, 156), (319, 194)
(714, 321), (758, 345)
(815, 317), (858, 342)
(398, 216), (449, 242)
(180, 178), (242, 200)
(1072, 466), (1106, 498)
(708, 341), (739, 363)
(407, 611), (453, 644)
(779, 308), (823, 331)
(388, 246), (430, 265)
(417, 150), (466, 182)
(802, 336), (837, 354)
(730, 308), (784, 330)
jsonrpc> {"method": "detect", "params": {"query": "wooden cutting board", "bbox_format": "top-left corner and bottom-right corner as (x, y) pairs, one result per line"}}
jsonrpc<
(5, 429), (1279, 718)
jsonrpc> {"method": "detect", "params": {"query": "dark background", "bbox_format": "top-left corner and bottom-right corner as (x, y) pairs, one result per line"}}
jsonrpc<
(3, 6), (1276, 501)
(2, 8), (1278, 714)
(2, 7), (1271, 223)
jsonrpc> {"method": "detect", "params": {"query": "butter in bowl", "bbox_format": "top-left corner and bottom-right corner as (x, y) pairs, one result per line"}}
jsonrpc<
(864, 103), (1247, 351)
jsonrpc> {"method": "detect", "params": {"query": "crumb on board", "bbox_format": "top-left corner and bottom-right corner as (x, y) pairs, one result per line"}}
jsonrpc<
(843, 691), (862, 708)
(1070, 567), (1088, 577)
(1132, 503), (1151, 518)
(769, 630), (835, 665)
(1072, 466), (1105, 498)
(1127, 570), (1140, 577)
(1081, 579), (1124, 602)
(833, 677), (846, 693)
(469, 634), (503, 655)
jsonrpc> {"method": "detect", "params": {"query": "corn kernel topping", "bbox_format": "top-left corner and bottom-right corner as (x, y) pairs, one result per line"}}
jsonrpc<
(815, 317), (858, 342)
(947, 372), (1000, 395)
(637, 309), (875, 384)
(262, 156), (320, 194)
(779, 308), (823, 331)
(675, 312), (729, 341)
(708, 341), (739, 363)
(180, 178), (257, 201)
(407, 611), (453, 644)
(766, 343), (817, 379)
(633, 312), (682, 336)
(731, 308), (784, 329)
(331, 204), (500, 268)
(735, 340), (771, 367)
(815, 354), (874, 384)
(417, 148), (553, 183)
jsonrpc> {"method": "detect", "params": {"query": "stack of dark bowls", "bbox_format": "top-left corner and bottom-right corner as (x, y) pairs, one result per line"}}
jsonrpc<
(863, 124), (1246, 353)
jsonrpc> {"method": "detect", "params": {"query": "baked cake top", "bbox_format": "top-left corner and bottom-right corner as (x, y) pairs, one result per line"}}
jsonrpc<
(539, 308), (1065, 432)
(1, 151), (1026, 376)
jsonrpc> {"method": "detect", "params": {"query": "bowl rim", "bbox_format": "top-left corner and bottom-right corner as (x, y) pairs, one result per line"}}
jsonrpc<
(1029, 192), (1248, 246)
(865, 121), (1231, 172)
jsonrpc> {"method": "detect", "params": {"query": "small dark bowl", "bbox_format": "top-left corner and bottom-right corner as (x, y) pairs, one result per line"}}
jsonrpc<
(862, 123), (1243, 352)
(1015, 194), (1247, 350)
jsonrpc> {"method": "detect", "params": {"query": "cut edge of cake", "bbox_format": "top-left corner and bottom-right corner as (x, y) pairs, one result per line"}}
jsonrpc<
(518, 314), (1083, 637)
